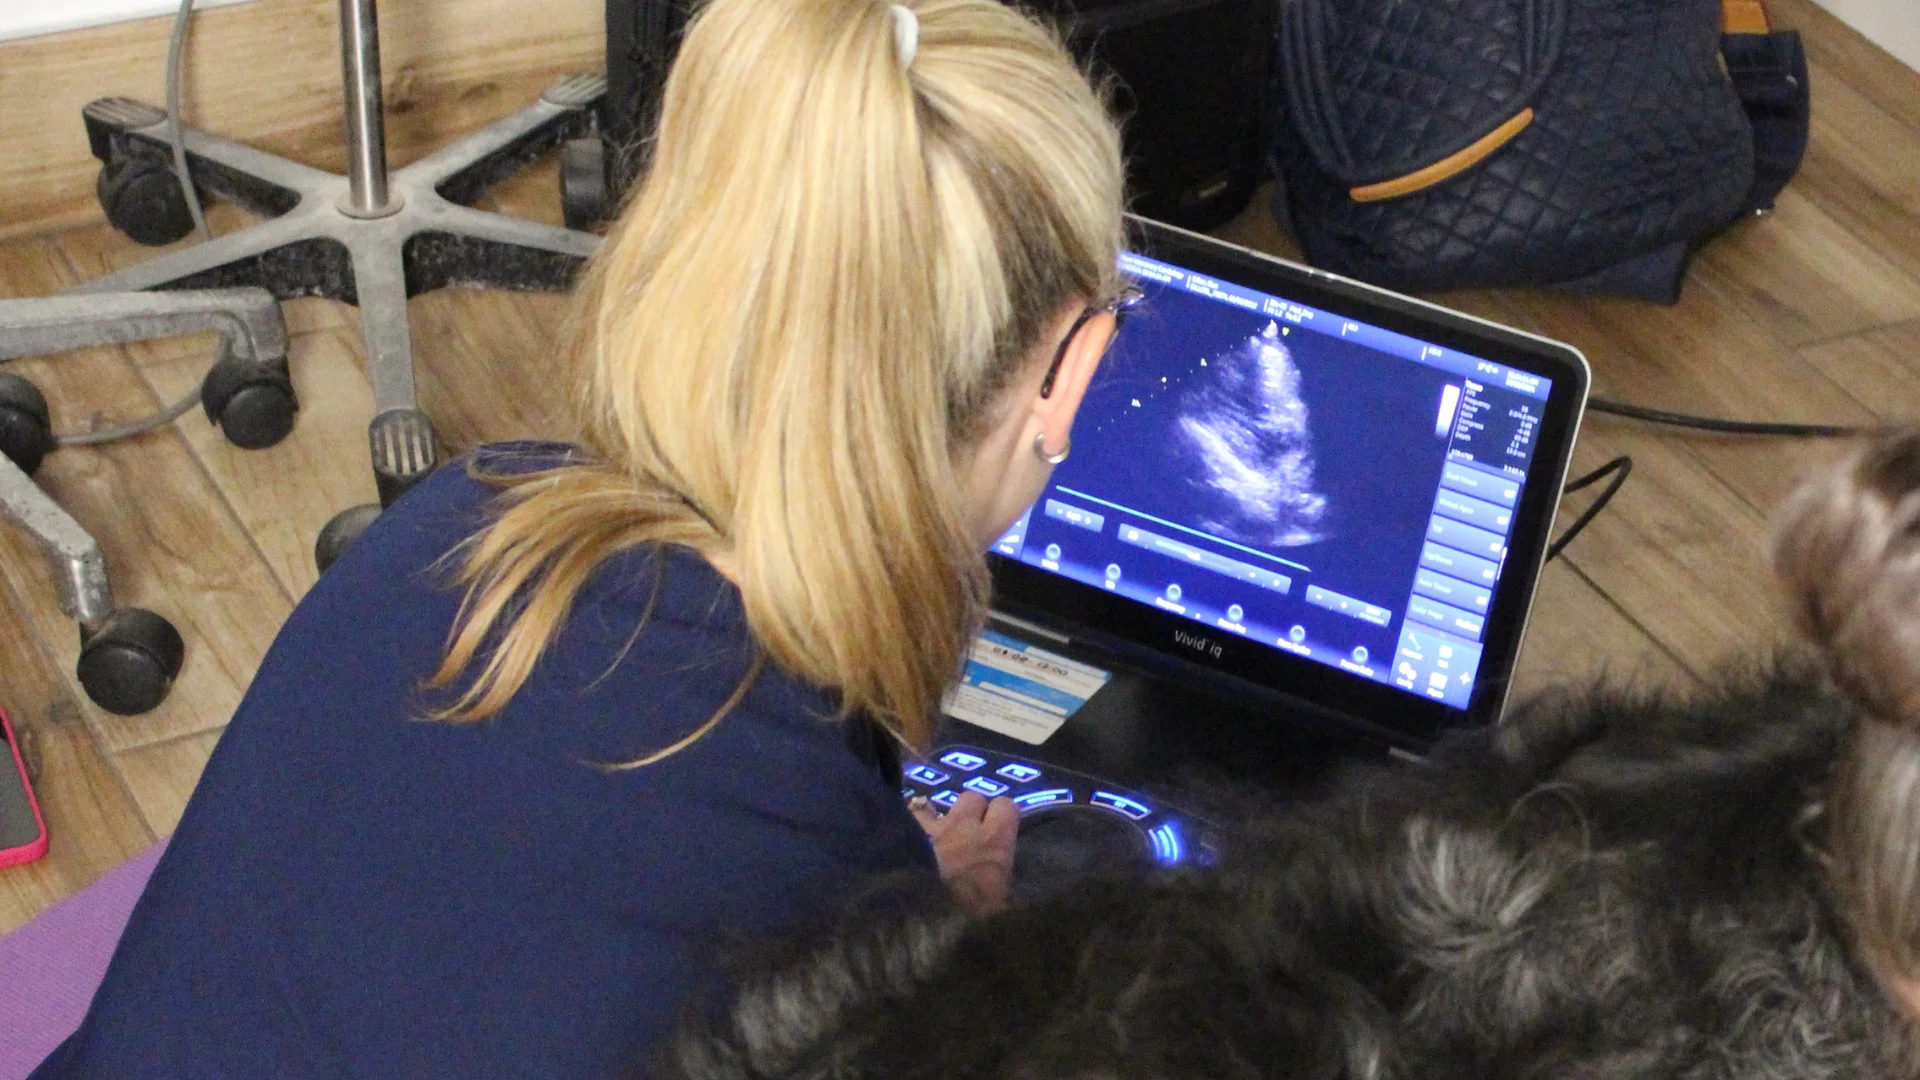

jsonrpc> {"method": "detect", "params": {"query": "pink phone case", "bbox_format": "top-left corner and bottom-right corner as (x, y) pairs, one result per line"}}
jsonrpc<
(0, 707), (49, 868)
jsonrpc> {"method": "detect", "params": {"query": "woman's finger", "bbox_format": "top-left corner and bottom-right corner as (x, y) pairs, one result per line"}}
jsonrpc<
(908, 795), (942, 835)
(948, 790), (990, 823)
(982, 795), (1018, 841)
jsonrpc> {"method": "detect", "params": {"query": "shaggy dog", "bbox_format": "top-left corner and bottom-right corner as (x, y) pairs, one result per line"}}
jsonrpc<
(655, 664), (1909, 1079)
(654, 432), (1920, 1080)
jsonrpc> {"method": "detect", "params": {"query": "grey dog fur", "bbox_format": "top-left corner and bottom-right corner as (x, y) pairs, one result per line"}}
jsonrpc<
(658, 661), (1915, 1080)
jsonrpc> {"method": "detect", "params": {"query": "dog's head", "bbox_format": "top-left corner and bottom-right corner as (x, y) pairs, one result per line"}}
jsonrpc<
(1775, 430), (1920, 1020)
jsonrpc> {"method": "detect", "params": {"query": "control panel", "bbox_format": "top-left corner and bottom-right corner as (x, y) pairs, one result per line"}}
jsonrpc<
(903, 744), (1214, 869)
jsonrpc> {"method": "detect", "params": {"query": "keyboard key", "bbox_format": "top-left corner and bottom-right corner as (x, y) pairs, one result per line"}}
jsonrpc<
(1090, 791), (1152, 820)
(996, 763), (1041, 783)
(1148, 822), (1185, 865)
(1013, 788), (1073, 811)
(963, 776), (1010, 797)
(939, 750), (987, 772)
(904, 765), (949, 786)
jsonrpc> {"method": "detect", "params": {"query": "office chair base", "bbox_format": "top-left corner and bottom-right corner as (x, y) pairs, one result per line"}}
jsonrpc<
(1, 287), (296, 715)
(71, 75), (607, 495)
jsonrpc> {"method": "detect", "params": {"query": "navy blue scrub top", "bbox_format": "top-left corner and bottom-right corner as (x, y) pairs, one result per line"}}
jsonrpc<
(32, 444), (938, 1079)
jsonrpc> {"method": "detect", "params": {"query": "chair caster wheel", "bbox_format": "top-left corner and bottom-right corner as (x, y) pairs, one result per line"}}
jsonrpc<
(77, 608), (186, 715)
(96, 156), (198, 247)
(0, 373), (56, 475)
(201, 356), (298, 450)
(316, 504), (381, 575)
(559, 136), (609, 231)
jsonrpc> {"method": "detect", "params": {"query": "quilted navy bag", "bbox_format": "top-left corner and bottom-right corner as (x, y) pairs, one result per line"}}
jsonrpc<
(1271, 0), (1809, 301)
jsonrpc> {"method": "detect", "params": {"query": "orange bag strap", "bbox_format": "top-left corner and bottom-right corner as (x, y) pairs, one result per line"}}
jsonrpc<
(1723, 0), (1772, 36)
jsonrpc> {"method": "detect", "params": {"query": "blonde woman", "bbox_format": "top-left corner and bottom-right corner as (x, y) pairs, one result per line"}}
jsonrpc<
(30, 1), (1130, 1076)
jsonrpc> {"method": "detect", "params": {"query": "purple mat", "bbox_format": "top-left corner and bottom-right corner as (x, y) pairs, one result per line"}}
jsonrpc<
(0, 842), (165, 1080)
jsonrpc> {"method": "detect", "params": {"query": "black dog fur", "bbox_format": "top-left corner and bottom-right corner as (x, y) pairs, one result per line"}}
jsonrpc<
(656, 661), (1919, 1079)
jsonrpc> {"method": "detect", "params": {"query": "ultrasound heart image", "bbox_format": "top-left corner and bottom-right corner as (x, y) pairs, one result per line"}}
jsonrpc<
(1057, 278), (1460, 610)
(1175, 320), (1328, 548)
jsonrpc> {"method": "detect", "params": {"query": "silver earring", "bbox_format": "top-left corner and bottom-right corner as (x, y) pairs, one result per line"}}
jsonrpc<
(1033, 431), (1070, 465)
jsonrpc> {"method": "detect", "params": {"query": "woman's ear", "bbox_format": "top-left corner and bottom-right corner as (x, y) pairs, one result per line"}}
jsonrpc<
(1034, 311), (1116, 450)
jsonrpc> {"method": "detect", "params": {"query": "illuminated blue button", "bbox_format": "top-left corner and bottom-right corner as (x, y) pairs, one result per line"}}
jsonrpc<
(1090, 791), (1152, 821)
(1013, 788), (1073, 811)
(904, 764), (949, 786)
(929, 789), (960, 809)
(1149, 822), (1185, 865)
(901, 788), (914, 800)
(963, 776), (1010, 797)
(939, 750), (987, 771)
(996, 763), (1041, 783)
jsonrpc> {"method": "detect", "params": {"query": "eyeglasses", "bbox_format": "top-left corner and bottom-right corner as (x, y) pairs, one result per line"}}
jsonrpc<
(1039, 284), (1146, 399)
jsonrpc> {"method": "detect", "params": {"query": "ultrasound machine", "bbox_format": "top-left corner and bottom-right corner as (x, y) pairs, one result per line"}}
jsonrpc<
(905, 217), (1590, 889)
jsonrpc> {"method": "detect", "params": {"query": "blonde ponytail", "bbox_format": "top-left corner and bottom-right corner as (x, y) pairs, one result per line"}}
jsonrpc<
(425, 0), (1125, 752)
(1772, 429), (1920, 993)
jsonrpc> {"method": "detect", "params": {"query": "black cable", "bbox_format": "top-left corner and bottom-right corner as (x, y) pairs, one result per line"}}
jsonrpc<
(1546, 456), (1632, 563)
(1588, 397), (1861, 438)
(1562, 456), (1630, 496)
(1543, 398), (1862, 557)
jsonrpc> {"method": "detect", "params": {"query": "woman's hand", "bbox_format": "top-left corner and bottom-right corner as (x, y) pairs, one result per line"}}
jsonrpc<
(911, 791), (1018, 917)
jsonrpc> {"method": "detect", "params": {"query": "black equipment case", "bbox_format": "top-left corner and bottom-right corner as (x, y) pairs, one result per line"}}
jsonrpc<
(567, 0), (1272, 233)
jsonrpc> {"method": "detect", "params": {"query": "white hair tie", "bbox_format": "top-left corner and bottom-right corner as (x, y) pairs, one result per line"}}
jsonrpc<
(891, 4), (919, 69)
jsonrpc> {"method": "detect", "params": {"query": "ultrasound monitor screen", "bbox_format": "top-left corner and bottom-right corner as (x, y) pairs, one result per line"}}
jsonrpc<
(992, 251), (1554, 709)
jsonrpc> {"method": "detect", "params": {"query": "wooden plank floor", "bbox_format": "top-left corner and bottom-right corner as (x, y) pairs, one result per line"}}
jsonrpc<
(2, 0), (1916, 934)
